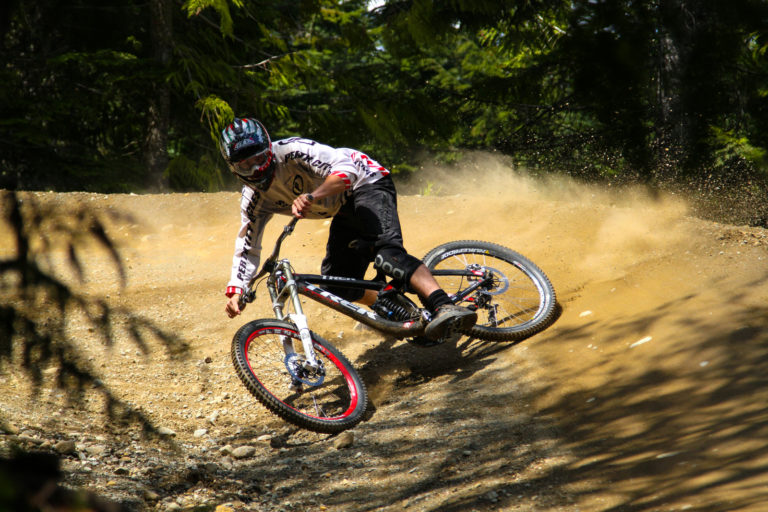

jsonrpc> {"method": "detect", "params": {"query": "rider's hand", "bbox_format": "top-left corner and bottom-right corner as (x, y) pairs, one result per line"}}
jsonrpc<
(225, 294), (244, 318)
(291, 193), (314, 218)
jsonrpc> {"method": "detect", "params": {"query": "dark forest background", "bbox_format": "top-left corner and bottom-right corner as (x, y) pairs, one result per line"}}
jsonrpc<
(2, 0), (768, 225)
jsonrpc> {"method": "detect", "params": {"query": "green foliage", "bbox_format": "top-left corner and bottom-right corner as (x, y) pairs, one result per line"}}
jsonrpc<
(419, 180), (441, 196)
(196, 95), (236, 143)
(165, 154), (225, 191)
(2, 0), (768, 198)
(184, 0), (244, 37)
(712, 127), (768, 169)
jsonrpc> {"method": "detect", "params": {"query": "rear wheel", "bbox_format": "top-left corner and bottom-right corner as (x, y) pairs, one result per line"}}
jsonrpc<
(423, 241), (556, 341)
(232, 319), (368, 433)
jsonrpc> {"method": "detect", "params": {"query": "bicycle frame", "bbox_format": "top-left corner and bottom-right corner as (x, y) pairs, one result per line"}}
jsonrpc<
(268, 264), (426, 338)
(241, 218), (497, 367)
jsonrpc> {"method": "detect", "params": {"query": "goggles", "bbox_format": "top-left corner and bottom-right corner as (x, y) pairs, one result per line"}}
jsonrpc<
(232, 148), (273, 177)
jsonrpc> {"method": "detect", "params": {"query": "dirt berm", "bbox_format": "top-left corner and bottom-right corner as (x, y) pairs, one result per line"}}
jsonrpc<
(1, 159), (767, 511)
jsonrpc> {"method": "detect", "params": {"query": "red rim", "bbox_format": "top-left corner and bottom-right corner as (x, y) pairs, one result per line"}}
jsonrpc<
(244, 327), (360, 421)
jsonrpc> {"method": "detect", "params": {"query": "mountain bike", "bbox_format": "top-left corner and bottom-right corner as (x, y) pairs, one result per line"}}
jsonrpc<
(231, 217), (557, 433)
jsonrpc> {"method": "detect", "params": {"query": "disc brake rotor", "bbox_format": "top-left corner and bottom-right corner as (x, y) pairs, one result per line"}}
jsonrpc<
(284, 353), (325, 386)
(468, 264), (509, 295)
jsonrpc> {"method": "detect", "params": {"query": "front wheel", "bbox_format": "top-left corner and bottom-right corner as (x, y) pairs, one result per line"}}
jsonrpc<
(423, 241), (557, 341)
(232, 319), (368, 433)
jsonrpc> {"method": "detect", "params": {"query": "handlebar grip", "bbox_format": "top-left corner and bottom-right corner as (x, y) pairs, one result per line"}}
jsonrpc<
(238, 290), (256, 309)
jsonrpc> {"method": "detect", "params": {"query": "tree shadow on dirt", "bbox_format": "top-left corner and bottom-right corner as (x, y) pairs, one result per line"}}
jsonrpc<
(216, 335), (571, 511)
(256, 320), (568, 510)
(0, 190), (187, 439)
(357, 335), (516, 390)
(531, 275), (768, 511)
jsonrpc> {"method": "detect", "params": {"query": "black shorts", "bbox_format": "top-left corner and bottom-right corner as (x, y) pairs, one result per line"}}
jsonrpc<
(321, 175), (417, 300)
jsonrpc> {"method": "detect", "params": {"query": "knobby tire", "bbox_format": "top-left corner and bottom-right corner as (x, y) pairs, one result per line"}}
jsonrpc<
(423, 240), (557, 341)
(231, 319), (368, 433)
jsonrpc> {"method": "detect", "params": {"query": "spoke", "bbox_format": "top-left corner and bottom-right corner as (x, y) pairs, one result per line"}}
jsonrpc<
(450, 253), (470, 267)
(431, 251), (544, 330)
(312, 395), (325, 417)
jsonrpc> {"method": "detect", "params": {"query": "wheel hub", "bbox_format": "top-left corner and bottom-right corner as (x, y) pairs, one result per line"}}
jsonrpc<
(284, 353), (325, 386)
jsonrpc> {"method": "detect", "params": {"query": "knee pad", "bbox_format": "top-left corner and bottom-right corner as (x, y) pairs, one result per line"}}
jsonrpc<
(373, 248), (422, 285)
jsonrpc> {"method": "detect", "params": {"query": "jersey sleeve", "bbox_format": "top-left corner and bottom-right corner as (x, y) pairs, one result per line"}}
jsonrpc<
(226, 189), (272, 295)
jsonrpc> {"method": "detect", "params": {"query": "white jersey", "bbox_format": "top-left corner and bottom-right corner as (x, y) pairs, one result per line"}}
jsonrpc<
(226, 138), (390, 295)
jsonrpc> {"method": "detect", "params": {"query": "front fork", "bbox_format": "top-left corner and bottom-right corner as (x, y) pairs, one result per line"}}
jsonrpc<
(267, 261), (320, 371)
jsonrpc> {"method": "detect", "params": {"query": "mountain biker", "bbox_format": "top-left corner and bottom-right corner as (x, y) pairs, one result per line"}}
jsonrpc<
(219, 117), (477, 341)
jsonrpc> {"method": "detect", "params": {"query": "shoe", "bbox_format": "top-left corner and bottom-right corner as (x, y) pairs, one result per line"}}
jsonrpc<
(424, 304), (477, 341)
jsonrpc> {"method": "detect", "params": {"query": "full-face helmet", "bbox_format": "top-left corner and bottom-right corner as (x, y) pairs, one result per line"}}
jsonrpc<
(219, 118), (276, 190)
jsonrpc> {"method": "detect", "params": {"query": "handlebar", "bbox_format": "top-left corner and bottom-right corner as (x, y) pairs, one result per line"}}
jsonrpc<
(239, 217), (300, 308)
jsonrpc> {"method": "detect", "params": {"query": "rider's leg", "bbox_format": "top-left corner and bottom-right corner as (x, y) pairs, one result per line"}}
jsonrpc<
(346, 177), (476, 339)
(408, 263), (477, 339)
(322, 176), (475, 338)
(322, 176), (407, 303)
(359, 289), (378, 306)
(408, 264), (440, 297)
(320, 211), (370, 302)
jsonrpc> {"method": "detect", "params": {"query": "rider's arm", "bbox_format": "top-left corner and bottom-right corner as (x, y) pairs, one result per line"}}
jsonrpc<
(292, 174), (347, 217)
(226, 188), (272, 317)
(310, 173), (348, 200)
(277, 139), (388, 191)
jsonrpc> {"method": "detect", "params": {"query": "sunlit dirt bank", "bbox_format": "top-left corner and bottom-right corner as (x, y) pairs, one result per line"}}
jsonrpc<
(1, 156), (767, 511)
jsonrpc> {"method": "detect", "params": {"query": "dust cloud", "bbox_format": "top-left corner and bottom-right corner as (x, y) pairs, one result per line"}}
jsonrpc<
(398, 152), (696, 282)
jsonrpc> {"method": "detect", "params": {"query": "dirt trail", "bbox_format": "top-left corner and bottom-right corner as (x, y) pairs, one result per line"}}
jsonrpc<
(2, 158), (768, 511)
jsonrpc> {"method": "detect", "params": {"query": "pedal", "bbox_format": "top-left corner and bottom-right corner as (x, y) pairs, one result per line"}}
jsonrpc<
(424, 307), (476, 341)
(407, 321), (462, 346)
(440, 320), (464, 344)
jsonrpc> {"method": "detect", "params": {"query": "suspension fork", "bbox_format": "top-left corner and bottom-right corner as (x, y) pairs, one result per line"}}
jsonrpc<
(268, 260), (320, 370)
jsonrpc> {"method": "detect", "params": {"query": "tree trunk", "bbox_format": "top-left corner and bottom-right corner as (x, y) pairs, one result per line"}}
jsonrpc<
(655, 20), (681, 171)
(145, 0), (173, 191)
(655, 0), (697, 175)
